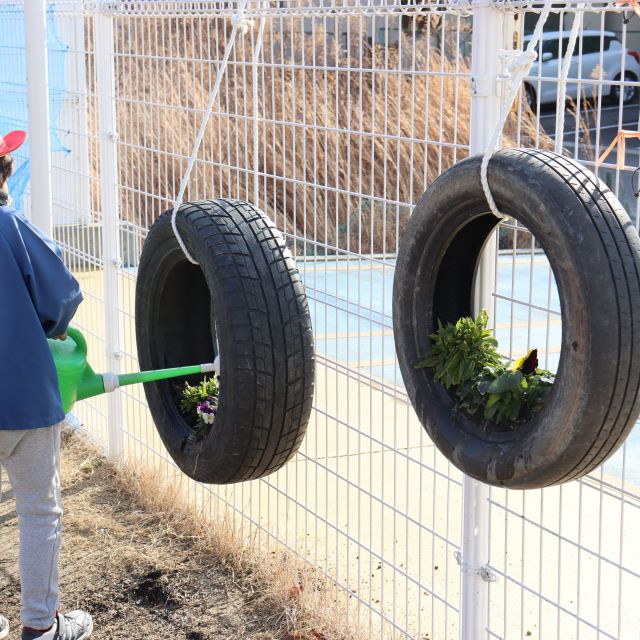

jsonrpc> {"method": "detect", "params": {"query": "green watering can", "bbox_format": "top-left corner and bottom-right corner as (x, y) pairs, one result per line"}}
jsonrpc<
(48, 327), (218, 414)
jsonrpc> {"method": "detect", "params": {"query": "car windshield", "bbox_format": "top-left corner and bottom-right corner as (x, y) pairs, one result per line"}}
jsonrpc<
(540, 37), (569, 59)
(524, 34), (615, 60)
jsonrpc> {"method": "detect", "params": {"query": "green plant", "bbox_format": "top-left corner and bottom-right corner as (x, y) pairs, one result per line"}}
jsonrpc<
(416, 311), (502, 388)
(418, 313), (555, 426)
(477, 362), (555, 424)
(180, 376), (220, 439)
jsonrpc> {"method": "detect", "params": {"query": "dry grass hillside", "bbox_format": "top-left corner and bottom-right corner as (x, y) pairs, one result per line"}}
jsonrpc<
(91, 15), (548, 255)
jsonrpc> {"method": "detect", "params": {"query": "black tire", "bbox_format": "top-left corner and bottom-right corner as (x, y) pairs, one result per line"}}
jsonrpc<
(393, 149), (640, 488)
(611, 71), (638, 105)
(136, 199), (315, 484)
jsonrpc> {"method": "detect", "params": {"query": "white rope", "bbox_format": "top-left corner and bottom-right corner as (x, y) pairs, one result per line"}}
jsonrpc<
(171, 0), (254, 265)
(252, 15), (267, 205)
(555, 8), (585, 153)
(480, 0), (554, 219)
(231, 10), (253, 34)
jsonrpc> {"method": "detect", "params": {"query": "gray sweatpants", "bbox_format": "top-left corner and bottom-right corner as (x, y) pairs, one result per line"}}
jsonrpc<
(0, 424), (62, 630)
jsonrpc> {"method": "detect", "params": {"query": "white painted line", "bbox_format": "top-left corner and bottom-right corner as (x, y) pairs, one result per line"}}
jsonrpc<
(561, 140), (640, 159)
(539, 104), (639, 120)
(551, 121), (640, 137)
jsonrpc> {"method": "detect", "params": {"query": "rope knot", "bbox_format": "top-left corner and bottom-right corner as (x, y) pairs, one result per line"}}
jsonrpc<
(501, 48), (537, 78)
(231, 12), (253, 35)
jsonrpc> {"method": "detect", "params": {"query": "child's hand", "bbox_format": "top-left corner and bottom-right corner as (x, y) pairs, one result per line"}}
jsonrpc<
(52, 332), (68, 341)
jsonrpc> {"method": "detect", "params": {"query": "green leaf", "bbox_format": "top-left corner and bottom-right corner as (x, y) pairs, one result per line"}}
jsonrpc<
(415, 311), (502, 387)
(487, 371), (523, 394)
(477, 379), (492, 395)
(180, 376), (220, 415)
(484, 401), (499, 420)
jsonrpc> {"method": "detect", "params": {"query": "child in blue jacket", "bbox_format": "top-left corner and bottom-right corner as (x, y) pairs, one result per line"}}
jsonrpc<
(0, 131), (93, 640)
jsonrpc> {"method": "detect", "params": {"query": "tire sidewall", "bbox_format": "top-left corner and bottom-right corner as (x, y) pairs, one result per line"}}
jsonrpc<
(136, 205), (263, 483)
(393, 150), (621, 487)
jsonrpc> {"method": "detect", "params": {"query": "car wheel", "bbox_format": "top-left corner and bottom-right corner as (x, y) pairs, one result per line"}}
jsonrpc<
(611, 71), (638, 104)
(523, 83), (536, 110)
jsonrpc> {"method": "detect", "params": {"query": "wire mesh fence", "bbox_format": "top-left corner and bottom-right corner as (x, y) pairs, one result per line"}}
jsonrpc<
(3, 0), (640, 637)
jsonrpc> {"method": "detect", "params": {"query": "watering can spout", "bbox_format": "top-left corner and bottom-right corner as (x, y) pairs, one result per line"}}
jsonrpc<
(49, 327), (220, 414)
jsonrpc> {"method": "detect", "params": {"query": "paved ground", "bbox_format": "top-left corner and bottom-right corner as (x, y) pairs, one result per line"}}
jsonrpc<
(539, 101), (640, 154)
(533, 100), (640, 213)
(299, 255), (640, 487)
(61, 266), (640, 639)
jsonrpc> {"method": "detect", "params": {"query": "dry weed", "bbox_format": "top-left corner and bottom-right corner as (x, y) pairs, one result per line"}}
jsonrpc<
(0, 428), (363, 639)
(113, 468), (365, 639)
(85, 16), (548, 254)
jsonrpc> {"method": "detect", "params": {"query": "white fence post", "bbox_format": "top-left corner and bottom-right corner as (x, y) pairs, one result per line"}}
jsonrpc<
(462, 4), (515, 638)
(24, 0), (53, 235)
(54, 6), (92, 224)
(95, 7), (124, 459)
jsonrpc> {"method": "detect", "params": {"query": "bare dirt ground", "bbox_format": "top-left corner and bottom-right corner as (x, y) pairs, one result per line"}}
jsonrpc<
(0, 430), (339, 640)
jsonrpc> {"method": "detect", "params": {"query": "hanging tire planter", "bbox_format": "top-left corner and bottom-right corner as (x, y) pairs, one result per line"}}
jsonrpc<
(136, 199), (315, 484)
(393, 149), (640, 489)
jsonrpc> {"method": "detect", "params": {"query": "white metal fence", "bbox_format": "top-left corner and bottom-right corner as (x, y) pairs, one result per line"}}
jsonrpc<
(4, 0), (640, 637)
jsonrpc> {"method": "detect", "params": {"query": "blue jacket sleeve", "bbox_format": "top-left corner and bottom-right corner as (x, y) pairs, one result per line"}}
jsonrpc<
(1, 211), (83, 338)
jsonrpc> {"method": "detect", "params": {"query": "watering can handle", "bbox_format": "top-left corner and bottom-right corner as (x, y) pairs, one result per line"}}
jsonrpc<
(65, 326), (88, 357)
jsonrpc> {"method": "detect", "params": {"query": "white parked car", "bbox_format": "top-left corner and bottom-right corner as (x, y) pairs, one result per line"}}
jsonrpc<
(523, 30), (640, 106)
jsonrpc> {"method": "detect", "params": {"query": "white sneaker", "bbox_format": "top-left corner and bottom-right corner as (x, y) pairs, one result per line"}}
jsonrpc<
(0, 614), (9, 640)
(21, 611), (93, 640)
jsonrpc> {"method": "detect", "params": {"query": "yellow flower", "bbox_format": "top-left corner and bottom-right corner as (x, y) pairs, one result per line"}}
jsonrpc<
(512, 348), (538, 376)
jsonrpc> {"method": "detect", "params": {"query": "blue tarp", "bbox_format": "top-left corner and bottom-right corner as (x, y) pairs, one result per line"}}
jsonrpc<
(0, 4), (69, 211)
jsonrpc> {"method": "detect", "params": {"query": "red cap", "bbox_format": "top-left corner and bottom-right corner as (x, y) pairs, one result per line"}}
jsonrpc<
(0, 130), (27, 156)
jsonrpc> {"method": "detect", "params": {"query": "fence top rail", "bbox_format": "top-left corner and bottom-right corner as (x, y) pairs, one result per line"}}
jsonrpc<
(3, 0), (626, 17)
